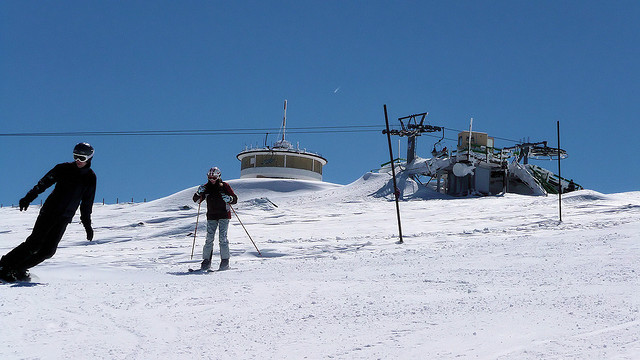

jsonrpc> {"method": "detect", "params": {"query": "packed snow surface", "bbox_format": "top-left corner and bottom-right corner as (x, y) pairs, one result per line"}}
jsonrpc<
(1, 174), (639, 359)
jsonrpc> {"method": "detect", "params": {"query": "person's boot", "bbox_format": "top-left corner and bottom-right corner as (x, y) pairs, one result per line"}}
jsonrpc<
(218, 258), (230, 271)
(0, 266), (17, 283)
(14, 269), (30, 282)
(200, 258), (211, 271)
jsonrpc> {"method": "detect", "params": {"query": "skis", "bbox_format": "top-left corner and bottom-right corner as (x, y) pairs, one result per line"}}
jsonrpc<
(0, 273), (40, 285)
(187, 267), (232, 274)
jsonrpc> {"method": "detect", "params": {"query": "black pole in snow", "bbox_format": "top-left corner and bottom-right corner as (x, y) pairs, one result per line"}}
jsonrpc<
(557, 121), (562, 223)
(384, 105), (404, 244)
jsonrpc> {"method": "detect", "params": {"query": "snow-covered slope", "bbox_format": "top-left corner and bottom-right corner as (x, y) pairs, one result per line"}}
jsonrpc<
(1, 174), (639, 359)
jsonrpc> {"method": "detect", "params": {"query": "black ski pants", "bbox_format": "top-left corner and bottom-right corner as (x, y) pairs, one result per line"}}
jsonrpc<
(0, 214), (70, 271)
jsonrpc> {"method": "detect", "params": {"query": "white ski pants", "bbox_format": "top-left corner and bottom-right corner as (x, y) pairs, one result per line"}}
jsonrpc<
(203, 219), (230, 261)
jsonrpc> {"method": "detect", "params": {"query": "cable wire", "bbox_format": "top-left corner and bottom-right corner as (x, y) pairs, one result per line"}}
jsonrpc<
(0, 124), (523, 144)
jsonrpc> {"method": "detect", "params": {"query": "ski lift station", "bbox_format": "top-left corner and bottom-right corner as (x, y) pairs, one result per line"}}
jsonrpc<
(236, 100), (328, 181)
(382, 112), (581, 197)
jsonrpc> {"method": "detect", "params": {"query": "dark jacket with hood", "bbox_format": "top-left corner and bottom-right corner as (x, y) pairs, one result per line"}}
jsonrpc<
(23, 161), (97, 225)
(192, 179), (237, 220)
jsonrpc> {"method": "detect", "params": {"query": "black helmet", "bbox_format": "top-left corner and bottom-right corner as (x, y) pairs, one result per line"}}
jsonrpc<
(73, 142), (94, 162)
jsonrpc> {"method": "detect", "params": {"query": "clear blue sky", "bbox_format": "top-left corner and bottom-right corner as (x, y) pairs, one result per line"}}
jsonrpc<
(1, 1), (639, 206)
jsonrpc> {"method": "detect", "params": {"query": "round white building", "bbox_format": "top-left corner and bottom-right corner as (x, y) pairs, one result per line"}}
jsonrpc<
(237, 140), (327, 181)
(236, 100), (328, 181)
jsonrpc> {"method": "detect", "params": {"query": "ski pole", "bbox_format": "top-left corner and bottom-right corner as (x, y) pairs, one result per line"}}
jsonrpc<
(190, 200), (202, 260)
(230, 204), (261, 256)
(262, 197), (278, 208)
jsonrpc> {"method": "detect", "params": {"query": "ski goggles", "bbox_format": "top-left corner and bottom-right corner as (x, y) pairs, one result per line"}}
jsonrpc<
(73, 153), (92, 162)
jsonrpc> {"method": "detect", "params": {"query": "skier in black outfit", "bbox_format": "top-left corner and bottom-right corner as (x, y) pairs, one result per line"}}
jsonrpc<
(0, 143), (97, 282)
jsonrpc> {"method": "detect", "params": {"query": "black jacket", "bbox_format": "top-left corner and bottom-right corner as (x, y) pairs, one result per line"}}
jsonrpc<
(192, 180), (237, 220)
(24, 162), (97, 225)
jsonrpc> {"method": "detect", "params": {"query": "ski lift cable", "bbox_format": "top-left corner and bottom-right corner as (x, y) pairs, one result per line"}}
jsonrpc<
(2, 124), (551, 149)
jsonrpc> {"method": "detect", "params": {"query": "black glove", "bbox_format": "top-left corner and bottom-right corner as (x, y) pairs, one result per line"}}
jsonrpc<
(19, 190), (37, 211)
(84, 223), (94, 241)
(19, 197), (31, 211)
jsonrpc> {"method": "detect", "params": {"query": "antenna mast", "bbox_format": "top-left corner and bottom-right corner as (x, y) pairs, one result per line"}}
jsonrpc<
(282, 99), (287, 142)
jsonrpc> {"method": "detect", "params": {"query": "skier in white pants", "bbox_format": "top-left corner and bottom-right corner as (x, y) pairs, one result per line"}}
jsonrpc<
(193, 167), (237, 270)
